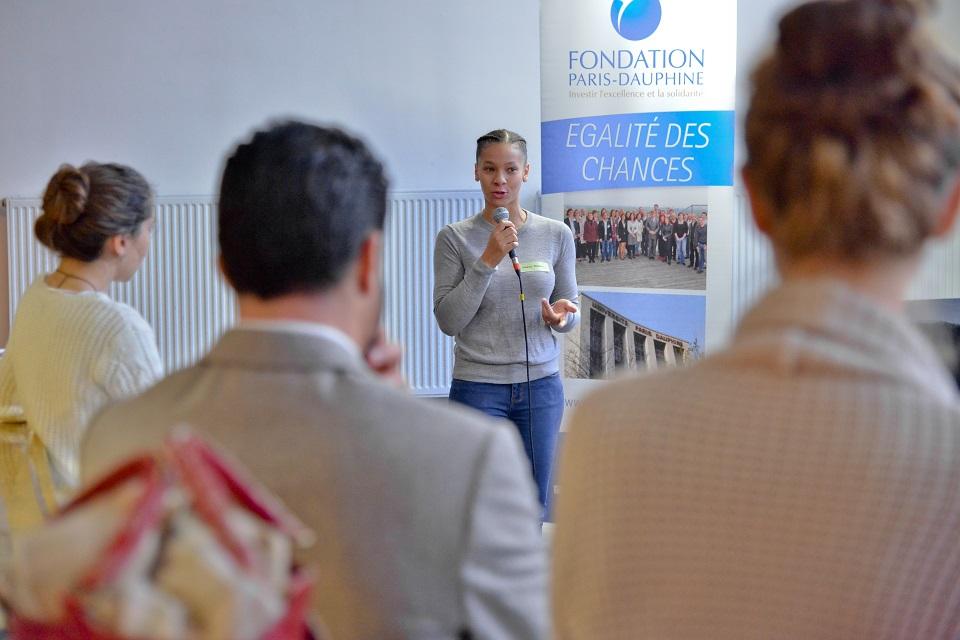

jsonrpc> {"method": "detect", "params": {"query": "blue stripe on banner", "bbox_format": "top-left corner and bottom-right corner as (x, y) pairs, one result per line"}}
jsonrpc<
(541, 110), (735, 194)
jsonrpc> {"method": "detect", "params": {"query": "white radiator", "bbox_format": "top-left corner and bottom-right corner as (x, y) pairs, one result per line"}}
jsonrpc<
(2, 191), (481, 395)
(3, 196), (236, 374)
(729, 192), (776, 325)
(728, 190), (960, 327)
(382, 191), (484, 395)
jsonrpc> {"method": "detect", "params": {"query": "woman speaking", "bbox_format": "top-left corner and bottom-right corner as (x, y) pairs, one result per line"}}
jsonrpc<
(433, 129), (579, 515)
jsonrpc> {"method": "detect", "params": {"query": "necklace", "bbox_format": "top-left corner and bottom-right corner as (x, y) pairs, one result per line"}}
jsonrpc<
(55, 269), (100, 292)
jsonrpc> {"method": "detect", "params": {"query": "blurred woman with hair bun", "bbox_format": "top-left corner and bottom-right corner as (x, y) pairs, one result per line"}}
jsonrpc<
(553, 1), (960, 637)
(0, 162), (162, 496)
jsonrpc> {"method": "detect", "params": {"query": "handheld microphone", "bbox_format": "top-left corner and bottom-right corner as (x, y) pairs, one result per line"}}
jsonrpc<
(492, 207), (521, 273)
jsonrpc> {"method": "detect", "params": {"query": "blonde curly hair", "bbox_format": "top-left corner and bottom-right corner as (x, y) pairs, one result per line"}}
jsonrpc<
(744, 0), (960, 262)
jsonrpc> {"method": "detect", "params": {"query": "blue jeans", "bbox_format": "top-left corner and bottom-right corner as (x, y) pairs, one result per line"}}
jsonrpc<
(449, 373), (564, 516)
(676, 237), (686, 263)
(601, 238), (614, 261)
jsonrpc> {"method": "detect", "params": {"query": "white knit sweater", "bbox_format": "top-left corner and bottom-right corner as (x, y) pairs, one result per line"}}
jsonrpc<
(0, 277), (163, 491)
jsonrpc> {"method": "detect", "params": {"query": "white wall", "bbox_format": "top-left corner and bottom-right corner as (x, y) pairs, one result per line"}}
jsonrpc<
(0, 0), (542, 199)
(4, 0), (954, 198)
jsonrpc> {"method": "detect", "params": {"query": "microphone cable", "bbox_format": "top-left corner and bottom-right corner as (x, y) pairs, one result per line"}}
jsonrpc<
(494, 207), (536, 485)
(513, 262), (536, 484)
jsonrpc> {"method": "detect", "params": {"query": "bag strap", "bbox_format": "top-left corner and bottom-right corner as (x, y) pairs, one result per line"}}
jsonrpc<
(261, 570), (315, 640)
(168, 434), (257, 570)
(59, 456), (167, 590)
(167, 430), (314, 547)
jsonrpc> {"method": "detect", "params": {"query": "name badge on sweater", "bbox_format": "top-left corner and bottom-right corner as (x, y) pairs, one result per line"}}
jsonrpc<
(520, 261), (551, 273)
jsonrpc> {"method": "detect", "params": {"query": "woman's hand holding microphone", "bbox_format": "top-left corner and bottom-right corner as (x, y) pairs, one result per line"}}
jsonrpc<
(480, 219), (519, 268)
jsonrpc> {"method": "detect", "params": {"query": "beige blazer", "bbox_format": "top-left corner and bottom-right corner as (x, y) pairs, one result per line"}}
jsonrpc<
(83, 328), (548, 640)
(553, 279), (960, 639)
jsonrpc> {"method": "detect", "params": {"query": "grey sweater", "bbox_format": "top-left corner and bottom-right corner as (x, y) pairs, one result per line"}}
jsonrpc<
(433, 212), (580, 384)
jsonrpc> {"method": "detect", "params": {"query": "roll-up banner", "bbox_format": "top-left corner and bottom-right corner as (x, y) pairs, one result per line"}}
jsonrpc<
(540, 0), (737, 408)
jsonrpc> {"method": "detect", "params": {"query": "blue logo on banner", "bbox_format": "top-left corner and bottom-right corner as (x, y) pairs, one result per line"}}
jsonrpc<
(611, 0), (662, 41)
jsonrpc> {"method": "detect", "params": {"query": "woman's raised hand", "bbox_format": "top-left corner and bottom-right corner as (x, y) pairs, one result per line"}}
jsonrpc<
(541, 298), (578, 329)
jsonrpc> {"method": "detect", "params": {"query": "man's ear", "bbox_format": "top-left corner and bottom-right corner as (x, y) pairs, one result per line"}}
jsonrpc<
(216, 254), (234, 288)
(474, 164), (480, 182)
(357, 231), (382, 295)
(932, 173), (960, 239)
(742, 168), (773, 239)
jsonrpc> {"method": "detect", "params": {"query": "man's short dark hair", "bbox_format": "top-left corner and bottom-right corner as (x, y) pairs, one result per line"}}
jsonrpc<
(218, 120), (388, 298)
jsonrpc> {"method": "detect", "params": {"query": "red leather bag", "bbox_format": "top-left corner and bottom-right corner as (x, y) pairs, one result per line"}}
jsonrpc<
(4, 430), (315, 640)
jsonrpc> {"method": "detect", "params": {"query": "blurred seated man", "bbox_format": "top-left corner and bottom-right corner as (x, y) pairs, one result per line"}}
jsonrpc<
(553, 1), (960, 638)
(83, 120), (548, 640)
